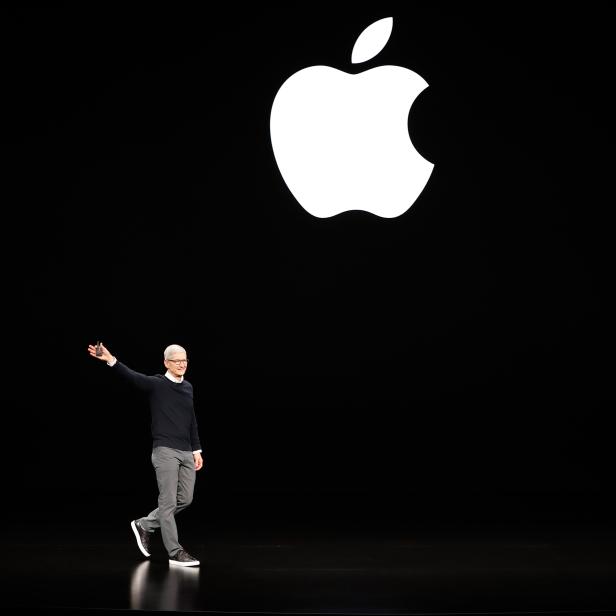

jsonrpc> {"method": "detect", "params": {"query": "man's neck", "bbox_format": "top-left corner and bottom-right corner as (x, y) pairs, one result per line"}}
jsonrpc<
(164, 370), (183, 383)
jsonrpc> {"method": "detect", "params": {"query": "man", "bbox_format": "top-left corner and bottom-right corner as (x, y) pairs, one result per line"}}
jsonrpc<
(88, 342), (204, 567)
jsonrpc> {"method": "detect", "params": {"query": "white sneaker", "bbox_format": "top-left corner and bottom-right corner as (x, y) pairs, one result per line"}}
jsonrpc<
(130, 520), (151, 557)
(169, 549), (200, 566)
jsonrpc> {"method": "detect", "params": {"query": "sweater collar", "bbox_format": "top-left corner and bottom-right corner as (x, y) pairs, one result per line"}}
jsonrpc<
(164, 370), (184, 383)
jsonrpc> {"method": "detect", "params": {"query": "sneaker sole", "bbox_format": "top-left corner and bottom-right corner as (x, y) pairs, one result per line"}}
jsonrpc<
(169, 559), (200, 567)
(131, 520), (151, 557)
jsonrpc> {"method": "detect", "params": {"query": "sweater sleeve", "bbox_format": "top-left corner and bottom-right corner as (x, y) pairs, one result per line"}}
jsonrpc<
(190, 410), (202, 452)
(111, 361), (158, 392)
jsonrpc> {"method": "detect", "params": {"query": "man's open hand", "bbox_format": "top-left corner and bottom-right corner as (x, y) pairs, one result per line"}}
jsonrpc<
(87, 343), (113, 363)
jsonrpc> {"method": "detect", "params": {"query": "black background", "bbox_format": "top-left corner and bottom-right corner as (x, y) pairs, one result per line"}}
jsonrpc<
(4, 5), (614, 526)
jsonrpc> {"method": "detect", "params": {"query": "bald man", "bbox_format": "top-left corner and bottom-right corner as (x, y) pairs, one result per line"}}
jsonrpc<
(88, 342), (203, 567)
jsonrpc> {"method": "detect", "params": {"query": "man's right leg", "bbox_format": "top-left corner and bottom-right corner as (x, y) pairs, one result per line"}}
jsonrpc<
(139, 447), (182, 557)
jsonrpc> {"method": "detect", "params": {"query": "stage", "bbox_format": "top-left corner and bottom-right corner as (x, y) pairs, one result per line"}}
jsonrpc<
(4, 494), (616, 615)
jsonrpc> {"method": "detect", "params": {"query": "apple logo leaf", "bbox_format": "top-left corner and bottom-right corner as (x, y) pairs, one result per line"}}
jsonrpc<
(351, 17), (393, 64)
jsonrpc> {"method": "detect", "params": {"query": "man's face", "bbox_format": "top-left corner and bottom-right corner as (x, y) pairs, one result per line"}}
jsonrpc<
(164, 351), (188, 379)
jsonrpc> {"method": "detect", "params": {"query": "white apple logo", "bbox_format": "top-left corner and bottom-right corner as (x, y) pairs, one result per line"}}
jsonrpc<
(270, 17), (434, 219)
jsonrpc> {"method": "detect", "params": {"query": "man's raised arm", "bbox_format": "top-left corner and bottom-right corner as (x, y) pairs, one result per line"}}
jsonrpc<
(88, 342), (157, 391)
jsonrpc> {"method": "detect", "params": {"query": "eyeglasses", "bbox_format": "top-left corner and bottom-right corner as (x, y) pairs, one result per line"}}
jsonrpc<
(167, 359), (188, 365)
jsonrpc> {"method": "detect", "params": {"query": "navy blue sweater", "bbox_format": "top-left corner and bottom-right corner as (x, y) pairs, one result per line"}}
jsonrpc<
(112, 361), (201, 452)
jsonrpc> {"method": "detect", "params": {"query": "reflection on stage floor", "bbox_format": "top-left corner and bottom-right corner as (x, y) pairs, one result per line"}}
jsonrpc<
(2, 516), (616, 615)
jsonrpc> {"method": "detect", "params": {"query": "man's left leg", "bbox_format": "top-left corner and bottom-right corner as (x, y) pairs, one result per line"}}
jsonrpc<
(168, 450), (199, 566)
(176, 451), (196, 516)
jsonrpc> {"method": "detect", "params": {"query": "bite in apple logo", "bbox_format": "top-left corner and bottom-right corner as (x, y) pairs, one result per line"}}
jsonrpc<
(270, 17), (434, 219)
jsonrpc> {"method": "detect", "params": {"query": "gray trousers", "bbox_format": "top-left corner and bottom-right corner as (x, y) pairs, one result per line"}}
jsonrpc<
(139, 446), (196, 557)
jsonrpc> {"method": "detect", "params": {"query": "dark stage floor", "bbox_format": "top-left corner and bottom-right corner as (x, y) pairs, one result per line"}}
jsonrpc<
(3, 511), (616, 616)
